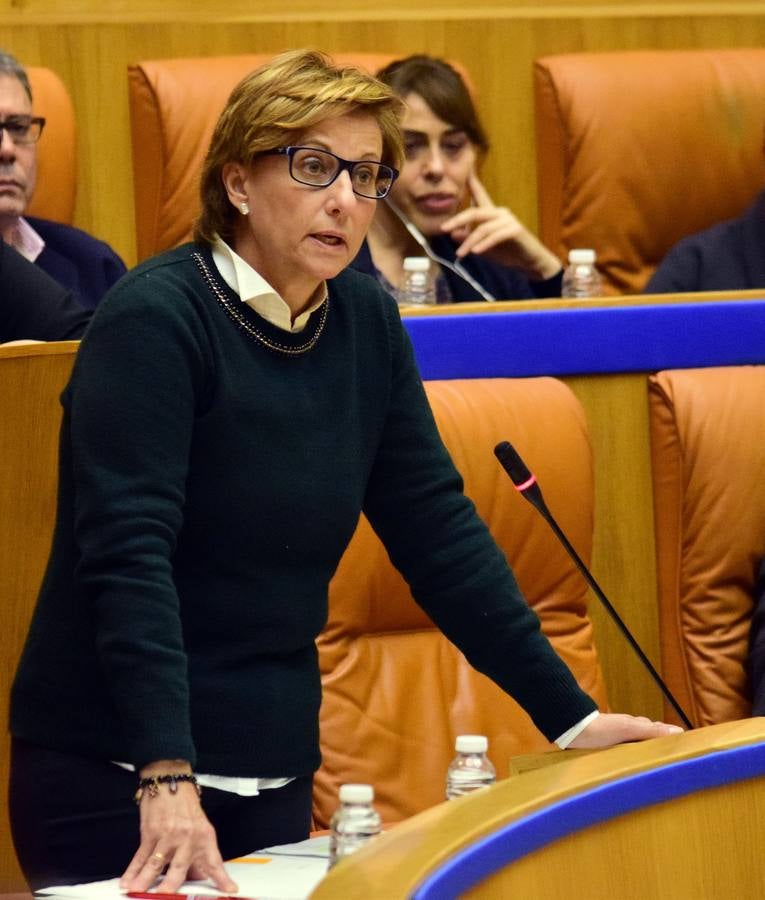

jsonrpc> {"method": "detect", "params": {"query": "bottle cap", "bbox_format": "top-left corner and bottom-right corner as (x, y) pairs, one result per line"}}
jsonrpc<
(567, 248), (596, 264)
(455, 734), (488, 753)
(339, 783), (374, 803)
(403, 256), (430, 272)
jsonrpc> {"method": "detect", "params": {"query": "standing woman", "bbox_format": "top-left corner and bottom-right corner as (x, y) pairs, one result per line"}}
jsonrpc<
(10, 49), (678, 895)
(353, 54), (563, 302)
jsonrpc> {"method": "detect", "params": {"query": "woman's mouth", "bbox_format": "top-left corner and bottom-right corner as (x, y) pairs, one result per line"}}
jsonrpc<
(414, 193), (457, 215)
(311, 232), (346, 248)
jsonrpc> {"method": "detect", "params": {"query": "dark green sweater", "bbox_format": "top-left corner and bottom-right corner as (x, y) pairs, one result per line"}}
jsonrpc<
(11, 244), (596, 776)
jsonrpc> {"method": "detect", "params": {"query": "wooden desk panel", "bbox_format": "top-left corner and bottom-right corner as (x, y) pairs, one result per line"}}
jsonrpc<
(312, 718), (765, 898)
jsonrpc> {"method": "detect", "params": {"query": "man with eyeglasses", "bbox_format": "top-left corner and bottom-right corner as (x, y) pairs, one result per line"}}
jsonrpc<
(0, 50), (126, 309)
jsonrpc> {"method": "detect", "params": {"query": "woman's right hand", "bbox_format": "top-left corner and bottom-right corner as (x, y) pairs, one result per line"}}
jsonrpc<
(120, 765), (238, 894)
(441, 173), (562, 281)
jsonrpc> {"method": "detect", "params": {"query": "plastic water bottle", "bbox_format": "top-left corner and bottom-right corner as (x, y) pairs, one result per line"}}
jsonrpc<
(395, 256), (436, 306)
(328, 783), (382, 868)
(445, 734), (496, 800)
(561, 248), (603, 298)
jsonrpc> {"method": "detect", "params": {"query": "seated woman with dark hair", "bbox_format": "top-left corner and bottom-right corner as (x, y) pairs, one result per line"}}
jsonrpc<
(351, 54), (563, 302)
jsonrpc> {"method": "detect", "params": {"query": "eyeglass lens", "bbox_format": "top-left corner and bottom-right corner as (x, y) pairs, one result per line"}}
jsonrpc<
(0, 116), (44, 144)
(289, 147), (394, 199)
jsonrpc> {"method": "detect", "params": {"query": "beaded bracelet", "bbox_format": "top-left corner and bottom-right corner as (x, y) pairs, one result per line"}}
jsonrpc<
(134, 773), (201, 805)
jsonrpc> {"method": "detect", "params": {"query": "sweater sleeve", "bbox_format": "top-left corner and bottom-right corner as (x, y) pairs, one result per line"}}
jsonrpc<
(0, 241), (91, 341)
(362, 301), (596, 741)
(66, 268), (212, 769)
(644, 239), (704, 294)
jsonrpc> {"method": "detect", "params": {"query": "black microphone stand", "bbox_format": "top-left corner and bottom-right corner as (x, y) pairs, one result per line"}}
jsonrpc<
(494, 440), (693, 730)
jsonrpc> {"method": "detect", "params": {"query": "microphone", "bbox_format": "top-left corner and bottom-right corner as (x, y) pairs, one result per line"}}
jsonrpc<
(384, 198), (497, 302)
(494, 439), (693, 730)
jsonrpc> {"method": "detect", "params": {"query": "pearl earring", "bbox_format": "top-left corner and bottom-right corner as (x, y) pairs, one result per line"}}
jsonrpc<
(239, 201), (250, 216)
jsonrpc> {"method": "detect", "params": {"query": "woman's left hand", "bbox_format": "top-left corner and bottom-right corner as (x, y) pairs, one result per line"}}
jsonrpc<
(441, 173), (561, 281)
(568, 713), (684, 749)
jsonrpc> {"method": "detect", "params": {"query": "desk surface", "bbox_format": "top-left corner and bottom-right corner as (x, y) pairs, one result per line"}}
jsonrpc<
(313, 718), (765, 899)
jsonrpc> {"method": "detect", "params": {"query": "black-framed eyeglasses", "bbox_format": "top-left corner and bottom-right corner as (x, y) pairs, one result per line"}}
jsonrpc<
(264, 146), (398, 200)
(0, 115), (46, 145)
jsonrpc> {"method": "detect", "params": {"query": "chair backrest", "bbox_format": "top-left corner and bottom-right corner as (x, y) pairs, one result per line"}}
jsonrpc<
(127, 53), (400, 261)
(26, 67), (77, 225)
(313, 376), (608, 828)
(534, 49), (765, 295)
(0, 342), (77, 892)
(648, 366), (765, 727)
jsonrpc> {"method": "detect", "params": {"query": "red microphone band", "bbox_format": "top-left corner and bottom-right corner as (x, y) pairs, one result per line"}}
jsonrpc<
(514, 474), (537, 493)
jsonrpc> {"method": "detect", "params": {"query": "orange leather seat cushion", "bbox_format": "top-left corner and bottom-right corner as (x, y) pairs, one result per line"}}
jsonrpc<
(649, 366), (765, 726)
(25, 67), (76, 225)
(534, 49), (765, 294)
(313, 376), (608, 827)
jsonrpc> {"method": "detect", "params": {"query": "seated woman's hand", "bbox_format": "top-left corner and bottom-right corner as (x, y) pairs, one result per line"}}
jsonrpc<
(441, 173), (562, 281)
(120, 766), (238, 895)
(568, 713), (684, 750)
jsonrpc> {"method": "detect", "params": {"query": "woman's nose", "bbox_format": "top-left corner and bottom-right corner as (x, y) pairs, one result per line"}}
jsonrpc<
(325, 169), (357, 210)
(422, 146), (445, 179)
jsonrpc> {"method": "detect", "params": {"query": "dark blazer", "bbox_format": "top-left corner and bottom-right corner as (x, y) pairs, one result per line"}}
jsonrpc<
(27, 216), (127, 310)
(351, 235), (562, 302)
(645, 191), (765, 294)
(0, 240), (91, 342)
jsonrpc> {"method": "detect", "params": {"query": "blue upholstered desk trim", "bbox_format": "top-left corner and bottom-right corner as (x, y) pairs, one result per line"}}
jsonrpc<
(402, 300), (765, 379)
(411, 741), (765, 899)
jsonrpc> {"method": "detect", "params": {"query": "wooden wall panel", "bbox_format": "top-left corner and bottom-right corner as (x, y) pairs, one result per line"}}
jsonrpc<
(3, 6), (765, 266)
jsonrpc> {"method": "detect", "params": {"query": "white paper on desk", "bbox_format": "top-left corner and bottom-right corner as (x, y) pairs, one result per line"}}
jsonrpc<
(226, 854), (328, 897)
(258, 835), (330, 859)
(37, 853), (329, 900)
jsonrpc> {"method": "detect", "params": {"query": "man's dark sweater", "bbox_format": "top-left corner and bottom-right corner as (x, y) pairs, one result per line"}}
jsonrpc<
(11, 243), (595, 777)
(28, 216), (127, 310)
(644, 191), (765, 294)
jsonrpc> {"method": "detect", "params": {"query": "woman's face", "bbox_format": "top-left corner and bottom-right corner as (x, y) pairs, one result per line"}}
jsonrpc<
(388, 92), (477, 237)
(224, 111), (383, 309)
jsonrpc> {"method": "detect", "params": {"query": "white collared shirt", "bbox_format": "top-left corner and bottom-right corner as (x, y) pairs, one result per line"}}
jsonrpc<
(211, 236), (326, 333)
(8, 217), (45, 262)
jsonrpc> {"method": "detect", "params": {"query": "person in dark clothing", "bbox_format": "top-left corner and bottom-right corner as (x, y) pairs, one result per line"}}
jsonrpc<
(0, 50), (126, 309)
(644, 190), (765, 294)
(353, 55), (563, 302)
(0, 239), (90, 341)
(9, 49), (680, 897)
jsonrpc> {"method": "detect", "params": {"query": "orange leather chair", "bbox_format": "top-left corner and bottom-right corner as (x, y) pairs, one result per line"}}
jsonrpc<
(649, 366), (765, 728)
(26, 67), (77, 225)
(534, 49), (765, 295)
(313, 376), (608, 828)
(127, 53), (400, 262)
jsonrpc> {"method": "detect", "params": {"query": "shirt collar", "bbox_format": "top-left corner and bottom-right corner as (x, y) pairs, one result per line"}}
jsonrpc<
(8, 217), (46, 262)
(210, 236), (327, 334)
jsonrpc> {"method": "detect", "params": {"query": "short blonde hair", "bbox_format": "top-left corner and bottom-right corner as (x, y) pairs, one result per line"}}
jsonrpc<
(195, 49), (404, 246)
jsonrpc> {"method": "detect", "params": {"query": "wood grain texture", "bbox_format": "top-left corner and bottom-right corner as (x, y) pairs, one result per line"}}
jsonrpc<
(0, 343), (78, 893)
(3, 5), (765, 265)
(312, 718), (765, 899)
